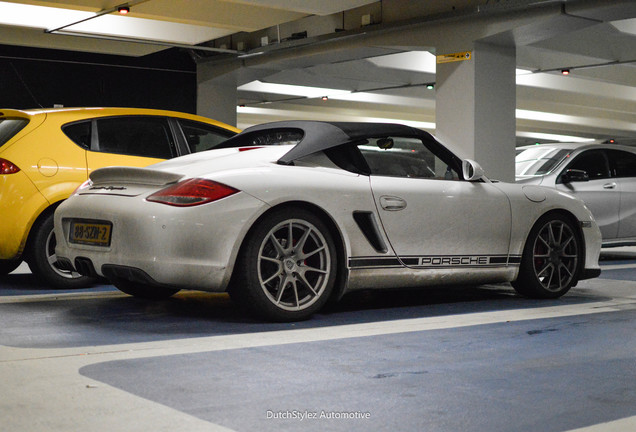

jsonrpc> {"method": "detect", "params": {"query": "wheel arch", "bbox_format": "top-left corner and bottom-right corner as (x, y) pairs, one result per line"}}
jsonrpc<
(230, 200), (349, 303)
(24, 200), (63, 261)
(521, 208), (586, 282)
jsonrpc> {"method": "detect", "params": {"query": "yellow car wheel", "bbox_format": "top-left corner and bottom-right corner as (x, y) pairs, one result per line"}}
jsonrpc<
(27, 212), (96, 289)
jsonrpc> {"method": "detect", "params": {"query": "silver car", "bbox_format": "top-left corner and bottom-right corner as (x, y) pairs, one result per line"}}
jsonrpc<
(516, 142), (636, 247)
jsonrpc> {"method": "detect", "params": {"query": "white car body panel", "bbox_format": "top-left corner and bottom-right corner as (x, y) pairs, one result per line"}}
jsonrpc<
(516, 142), (636, 246)
(557, 179), (620, 239)
(370, 176), (511, 257)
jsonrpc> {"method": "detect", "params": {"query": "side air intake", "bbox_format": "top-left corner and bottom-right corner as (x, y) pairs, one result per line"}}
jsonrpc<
(352, 211), (388, 253)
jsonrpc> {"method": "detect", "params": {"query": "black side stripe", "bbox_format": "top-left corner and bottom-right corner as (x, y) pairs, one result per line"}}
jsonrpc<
(349, 255), (522, 269)
(349, 257), (402, 268)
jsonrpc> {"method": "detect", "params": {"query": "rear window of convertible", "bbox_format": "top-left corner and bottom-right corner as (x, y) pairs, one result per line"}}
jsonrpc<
(214, 128), (304, 149)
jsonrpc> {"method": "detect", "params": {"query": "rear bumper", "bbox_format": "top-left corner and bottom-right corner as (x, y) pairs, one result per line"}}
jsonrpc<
(55, 191), (268, 291)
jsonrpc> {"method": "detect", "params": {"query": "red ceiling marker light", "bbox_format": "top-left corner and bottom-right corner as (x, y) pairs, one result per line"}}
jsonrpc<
(561, 69), (570, 76)
(118, 6), (130, 14)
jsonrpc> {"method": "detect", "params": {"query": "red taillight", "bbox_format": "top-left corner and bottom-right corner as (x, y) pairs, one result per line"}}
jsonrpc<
(147, 178), (239, 207)
(0, 158), (20, 174)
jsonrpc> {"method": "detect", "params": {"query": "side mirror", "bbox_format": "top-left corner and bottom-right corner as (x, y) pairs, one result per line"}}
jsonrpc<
(462, 159), (485, 181)
(562, 169), (589, 183)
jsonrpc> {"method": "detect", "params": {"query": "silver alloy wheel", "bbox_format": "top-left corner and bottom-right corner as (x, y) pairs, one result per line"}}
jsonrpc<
(45, 229), (81, 279)
(257, 219), (331, 311)
(531, 219), (578, 292)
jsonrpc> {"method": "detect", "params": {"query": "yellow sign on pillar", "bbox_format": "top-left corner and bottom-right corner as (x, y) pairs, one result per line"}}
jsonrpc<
(437, 51), (472, 64)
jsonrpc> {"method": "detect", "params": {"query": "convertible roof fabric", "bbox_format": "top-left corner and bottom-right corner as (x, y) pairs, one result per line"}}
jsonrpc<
(227, 121), (436, 164)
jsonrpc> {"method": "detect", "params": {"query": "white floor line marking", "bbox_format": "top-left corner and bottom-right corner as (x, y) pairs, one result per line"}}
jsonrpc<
(600, 263), (636, 270)
(565, 416), (636, 432)
(0, 290), (123, 303)
(2, 296), (634, 363)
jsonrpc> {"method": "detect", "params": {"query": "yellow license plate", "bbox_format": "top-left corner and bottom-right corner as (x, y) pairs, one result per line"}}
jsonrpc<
(69, 221), (112, 247)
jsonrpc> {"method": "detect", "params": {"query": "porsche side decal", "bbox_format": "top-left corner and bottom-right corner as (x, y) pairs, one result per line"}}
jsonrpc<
(349, 255), (521, 269)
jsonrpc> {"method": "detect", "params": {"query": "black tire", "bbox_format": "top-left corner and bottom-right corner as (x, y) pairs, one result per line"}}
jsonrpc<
(230, 207), (337, 322)
(0, 259), (22, 275)
(111, 277), (180, 300)
(512, 213), (582, 299)
(26, 212), (96, 289)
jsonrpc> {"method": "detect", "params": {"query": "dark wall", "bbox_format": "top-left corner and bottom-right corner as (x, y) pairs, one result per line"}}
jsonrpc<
(0, 44), (197, 113)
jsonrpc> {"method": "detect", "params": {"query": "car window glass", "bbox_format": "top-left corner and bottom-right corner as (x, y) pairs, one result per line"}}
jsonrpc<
(62, 121), (91, 149)
(176, 119), (236, 153)
(0, 118), (29, 148)
(215, 128), (304, 149)
(608, 149), (636, 178)
(358, 137), (460, 180)
(515, 147), (571, 176)
(566, 150), (610, 180)
(96, 117), (174, 159)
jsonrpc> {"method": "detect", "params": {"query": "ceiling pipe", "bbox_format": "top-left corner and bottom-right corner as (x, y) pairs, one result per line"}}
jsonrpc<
(45, 1), (146, 34)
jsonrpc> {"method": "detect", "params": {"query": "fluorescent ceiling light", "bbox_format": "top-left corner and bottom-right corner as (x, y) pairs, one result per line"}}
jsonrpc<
(238, 81), (351, 98)
(330, 91), (435, 108)
(61, 14), (229, 45)
(237, 106), (435, 130)
(517, 72), (636, 101)
(0, 1), (93, 29)
(239, 81), (435, 107)
(516, 109), (580, 124)
(516, 131), (596, 143)
(515, 68), (533, 75)
(0, 0), (232, 45)
(367, 51), (437, 74)
(610, 17), (636, 36)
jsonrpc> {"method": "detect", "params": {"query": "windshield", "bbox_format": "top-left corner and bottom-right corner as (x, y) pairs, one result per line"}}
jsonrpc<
(515, 146), (572, 177)
(0, 118), (29, 148)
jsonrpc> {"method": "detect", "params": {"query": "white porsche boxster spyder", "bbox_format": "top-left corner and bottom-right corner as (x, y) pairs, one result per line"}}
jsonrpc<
(54, 121), (602, 321)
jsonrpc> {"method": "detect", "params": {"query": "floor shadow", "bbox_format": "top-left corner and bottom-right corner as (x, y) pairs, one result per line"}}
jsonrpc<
(0, 281), (609, 350)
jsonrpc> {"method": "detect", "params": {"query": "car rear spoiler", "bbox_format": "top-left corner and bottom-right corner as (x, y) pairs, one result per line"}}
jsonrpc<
(89, 166), (184, 186)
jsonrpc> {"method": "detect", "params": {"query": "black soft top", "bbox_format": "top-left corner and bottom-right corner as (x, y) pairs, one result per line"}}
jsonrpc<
(219, 120), (438, 165)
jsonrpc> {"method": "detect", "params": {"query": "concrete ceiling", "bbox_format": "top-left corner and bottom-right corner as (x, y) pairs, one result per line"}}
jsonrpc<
(2, 0), (636, 145)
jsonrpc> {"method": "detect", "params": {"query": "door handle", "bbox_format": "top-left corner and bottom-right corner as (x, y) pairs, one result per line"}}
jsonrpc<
(603, 182), (617, 189)
(380, 196), (407, 211)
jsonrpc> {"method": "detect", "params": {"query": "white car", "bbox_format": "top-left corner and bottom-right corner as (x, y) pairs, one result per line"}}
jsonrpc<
(516, 142), (636, 247)
(55, 121), (602, 321)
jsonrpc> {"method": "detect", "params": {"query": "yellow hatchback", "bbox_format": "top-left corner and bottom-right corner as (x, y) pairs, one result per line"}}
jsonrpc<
(0, 107), (239, 288)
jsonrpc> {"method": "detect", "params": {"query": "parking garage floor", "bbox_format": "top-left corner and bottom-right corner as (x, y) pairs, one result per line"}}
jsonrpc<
(1, 251), (635, 432)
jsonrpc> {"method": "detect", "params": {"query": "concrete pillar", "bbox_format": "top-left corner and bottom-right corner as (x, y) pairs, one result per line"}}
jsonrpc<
(435, 42), (516, 182)
(196, 61), (238, 127)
